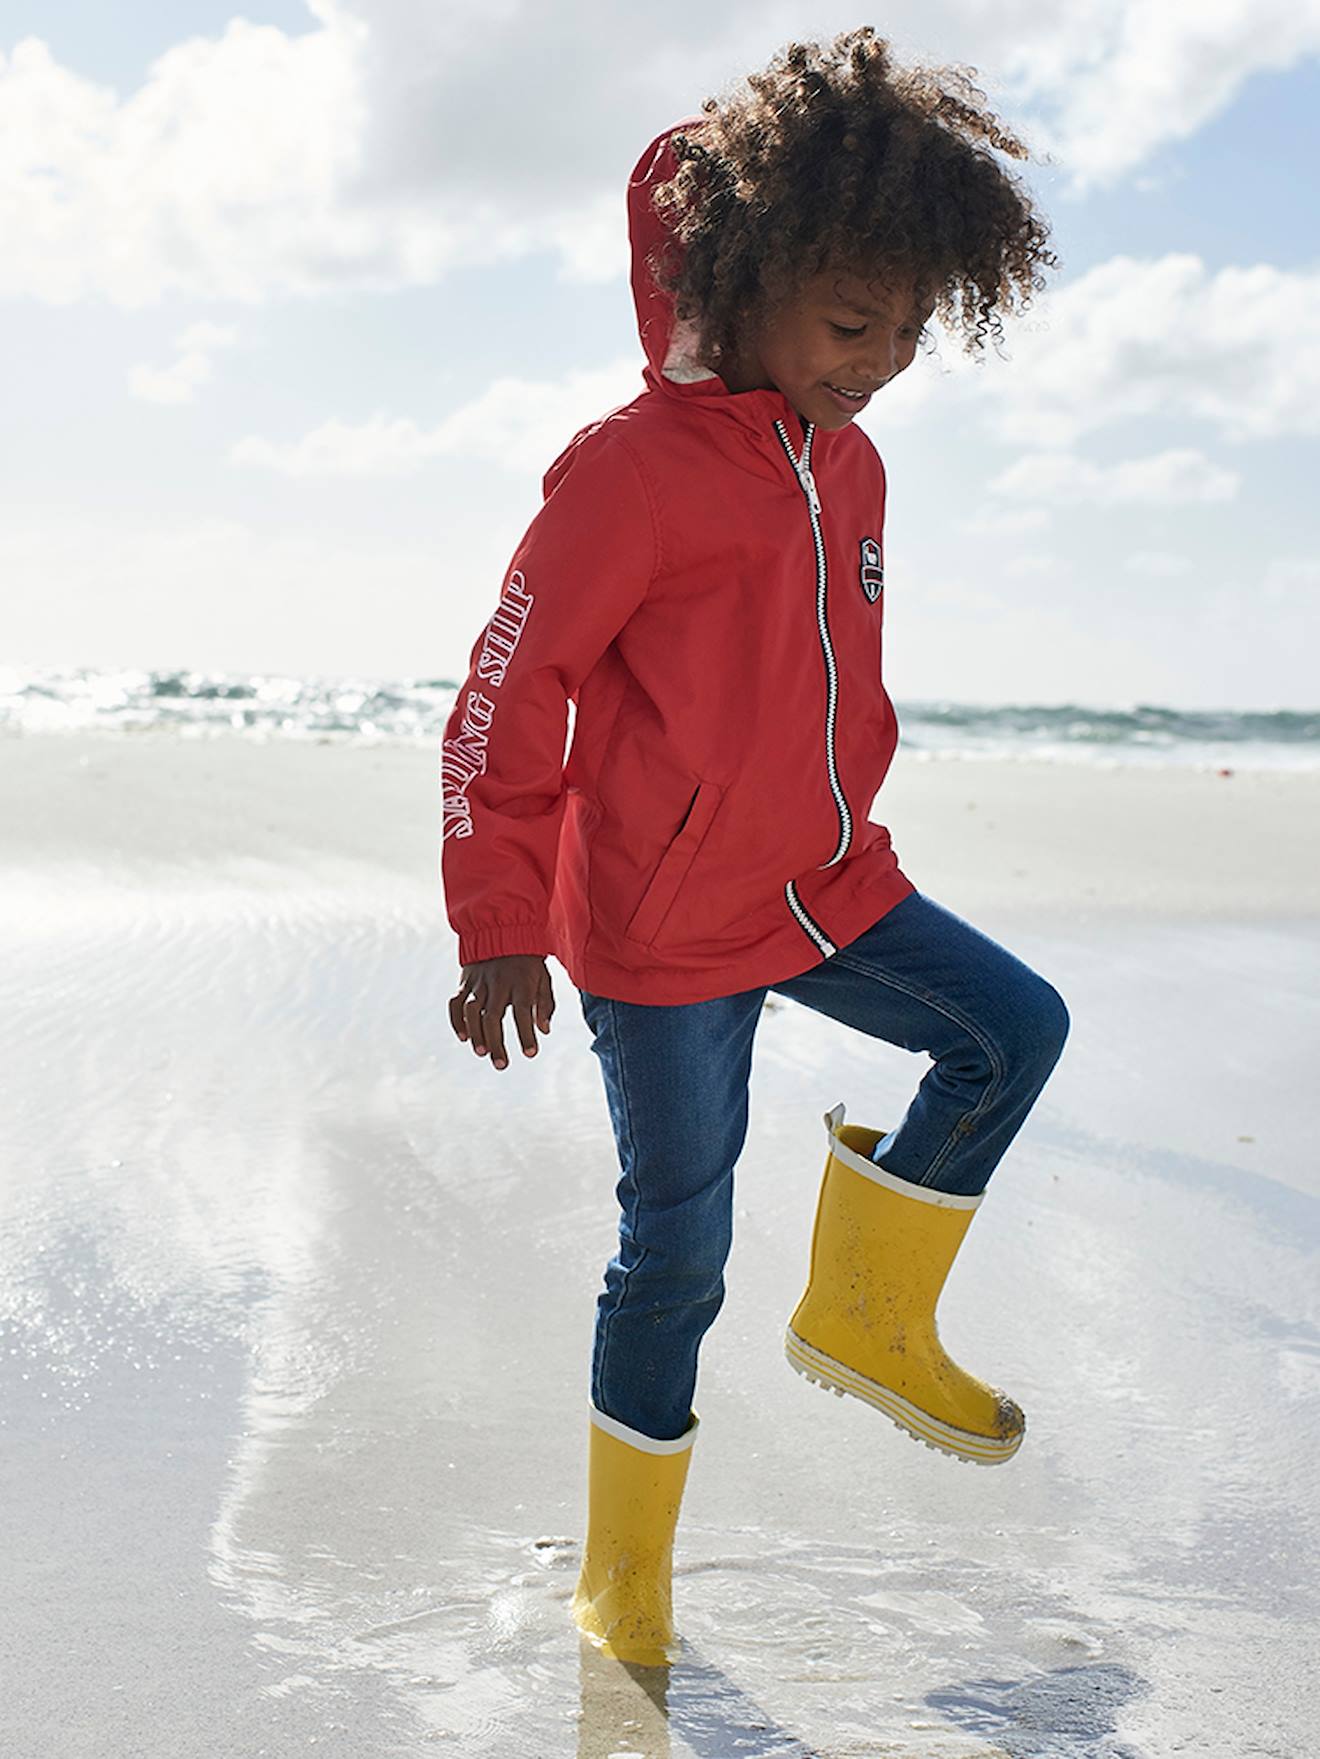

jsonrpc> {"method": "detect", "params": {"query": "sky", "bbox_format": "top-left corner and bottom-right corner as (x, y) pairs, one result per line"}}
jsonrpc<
(2, 0), (1319, 709)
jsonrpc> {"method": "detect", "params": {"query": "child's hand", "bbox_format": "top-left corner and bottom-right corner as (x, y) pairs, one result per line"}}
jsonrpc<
(449, 955), (555, 1072)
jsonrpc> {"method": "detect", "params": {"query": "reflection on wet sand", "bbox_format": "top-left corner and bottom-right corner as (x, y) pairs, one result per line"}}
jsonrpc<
(577, 1636), (832, 1758)
(578, 1637), (671, 1758)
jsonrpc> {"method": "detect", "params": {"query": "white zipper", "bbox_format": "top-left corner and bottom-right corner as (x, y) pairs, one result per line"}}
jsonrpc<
(773, 418), (851, 957)
(784, 877), (837, 957)
(775, 419), (851, 864)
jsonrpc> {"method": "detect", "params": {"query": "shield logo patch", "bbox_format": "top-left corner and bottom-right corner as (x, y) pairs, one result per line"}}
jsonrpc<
(859, 537), (884, 604)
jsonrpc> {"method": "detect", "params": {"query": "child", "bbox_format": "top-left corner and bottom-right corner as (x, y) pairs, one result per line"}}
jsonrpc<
(440, 27), (1067, 1668)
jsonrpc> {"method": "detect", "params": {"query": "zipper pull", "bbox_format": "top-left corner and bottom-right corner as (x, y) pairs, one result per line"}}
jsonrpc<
(798, 423), (821, 515)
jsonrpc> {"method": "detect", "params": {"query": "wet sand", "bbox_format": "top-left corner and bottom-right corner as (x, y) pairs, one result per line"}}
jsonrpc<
(2, 728), (1317, 1758)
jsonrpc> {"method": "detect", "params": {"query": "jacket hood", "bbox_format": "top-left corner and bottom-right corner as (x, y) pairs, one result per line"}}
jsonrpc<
(627, 117), (811, 448)
(627, 114), (717, 389)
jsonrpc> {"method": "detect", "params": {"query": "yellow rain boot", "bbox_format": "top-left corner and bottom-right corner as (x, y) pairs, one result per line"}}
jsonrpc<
(785, 1102), (1025, 1465)
(572, 1403), (699, 1666)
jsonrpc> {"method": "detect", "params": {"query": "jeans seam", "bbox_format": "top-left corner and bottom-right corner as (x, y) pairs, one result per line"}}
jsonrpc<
(829, 949), (1008, 1187)
(594, 996), (649, 1405)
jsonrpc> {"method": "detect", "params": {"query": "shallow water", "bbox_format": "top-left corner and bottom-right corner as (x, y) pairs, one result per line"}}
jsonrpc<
(1, 876), (1317, 1757)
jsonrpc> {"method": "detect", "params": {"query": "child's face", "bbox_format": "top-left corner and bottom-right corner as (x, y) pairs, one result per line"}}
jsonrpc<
(722, 266), (934, 430)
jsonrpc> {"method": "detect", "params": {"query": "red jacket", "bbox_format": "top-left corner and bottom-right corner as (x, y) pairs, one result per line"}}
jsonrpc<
(440, 118), (914, 1005)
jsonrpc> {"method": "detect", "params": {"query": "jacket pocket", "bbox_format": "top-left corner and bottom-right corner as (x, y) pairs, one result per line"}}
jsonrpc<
(623, 778), (723, 948)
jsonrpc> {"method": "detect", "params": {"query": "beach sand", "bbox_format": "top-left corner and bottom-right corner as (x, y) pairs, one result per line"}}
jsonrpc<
(2, 729), (1317, 1758)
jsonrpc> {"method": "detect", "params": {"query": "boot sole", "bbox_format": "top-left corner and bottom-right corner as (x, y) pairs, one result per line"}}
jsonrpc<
(784, 1327), (1024, 1466)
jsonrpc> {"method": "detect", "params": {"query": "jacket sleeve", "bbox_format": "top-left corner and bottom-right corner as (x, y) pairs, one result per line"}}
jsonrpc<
(440, 427), (658, 966)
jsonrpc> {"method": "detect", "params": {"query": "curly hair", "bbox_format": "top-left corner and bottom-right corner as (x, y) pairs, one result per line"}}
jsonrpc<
(649, 25), (1057, 371)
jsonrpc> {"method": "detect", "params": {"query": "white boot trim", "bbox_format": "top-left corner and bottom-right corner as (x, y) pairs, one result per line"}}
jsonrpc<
(823, 1103), (981, 1211)
(588, 1401), (700, 1455)
(784, 1328), (1021, 1465)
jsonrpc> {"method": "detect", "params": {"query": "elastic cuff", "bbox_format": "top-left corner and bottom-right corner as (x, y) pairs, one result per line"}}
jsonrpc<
(588, 1401), (700, 1454)
(457, 921), (550, 964)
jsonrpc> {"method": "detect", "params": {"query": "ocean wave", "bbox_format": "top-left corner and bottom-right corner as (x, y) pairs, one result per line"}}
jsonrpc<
(2, 665), (1316, 770)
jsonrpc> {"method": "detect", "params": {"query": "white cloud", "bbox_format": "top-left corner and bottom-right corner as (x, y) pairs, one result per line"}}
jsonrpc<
(4, 4), (1318, 307)
(231, 415), (439, 479)
(129, 320), (238, 405)
(177, 321), (239, 352)
(230, 357), (642, 477)
(1124, 551), (1194, 578)
(990, 447), (1240, 506)
(0, 28), (369, 305)
(1003, 551), (1067, 579)
(961, 505), (1052, 536)
(1260, 555), (1320, 602)
(901, 256), (1320, 449)
(0, 512), (466, 678)
(1005, 0), (1320, 189)
(0, 12), (636, 308)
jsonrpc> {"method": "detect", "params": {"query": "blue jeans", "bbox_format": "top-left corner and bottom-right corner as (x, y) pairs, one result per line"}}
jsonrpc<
(577, 890), (1070, 1442)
